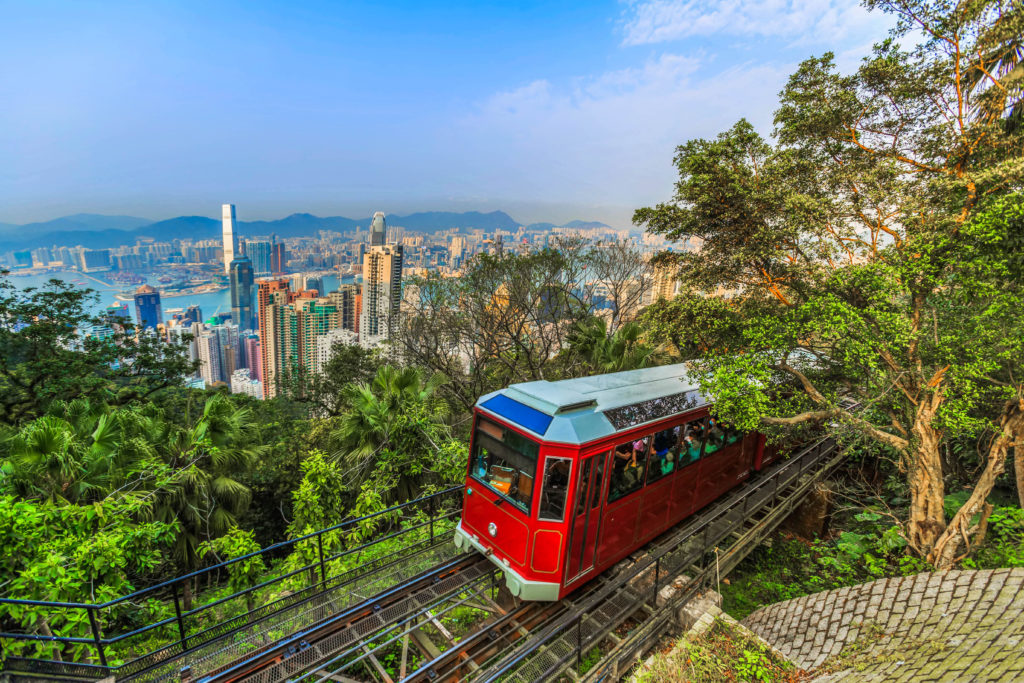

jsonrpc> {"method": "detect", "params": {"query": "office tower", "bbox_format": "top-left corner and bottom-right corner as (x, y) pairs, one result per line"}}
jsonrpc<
(184, 305), (202, 325)
(271, 241), (286, 274)
(222, 204), (237, 275)
(326, 284), (360, 333)
(104, 302), (131, 323)
(257, 279), (292, 397)
(133, 284), (163, 330)
(369, 211), (386, 246)
(230, 256), (255, 331)
(245, 240), (272, 276)
(359, 244), (403, 345)
(245, 334), (261, 382)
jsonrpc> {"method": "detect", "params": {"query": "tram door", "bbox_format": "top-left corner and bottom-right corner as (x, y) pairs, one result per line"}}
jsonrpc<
(565, 452), (606, 582)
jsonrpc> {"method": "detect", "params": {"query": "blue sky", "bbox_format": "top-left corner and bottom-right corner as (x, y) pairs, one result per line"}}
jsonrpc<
(0, 1), (893, 226)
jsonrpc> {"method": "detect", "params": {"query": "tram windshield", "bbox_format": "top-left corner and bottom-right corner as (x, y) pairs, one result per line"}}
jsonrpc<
(470, 416), (539, 512)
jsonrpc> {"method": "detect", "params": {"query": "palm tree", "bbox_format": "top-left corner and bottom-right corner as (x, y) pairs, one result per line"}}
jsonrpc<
(568, 316), (669, 374)
(329, 365), (448, 502)
(149, 393), (264, 608)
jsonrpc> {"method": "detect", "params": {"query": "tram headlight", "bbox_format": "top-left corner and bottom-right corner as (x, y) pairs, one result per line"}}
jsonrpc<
(488, 522), (497, 537)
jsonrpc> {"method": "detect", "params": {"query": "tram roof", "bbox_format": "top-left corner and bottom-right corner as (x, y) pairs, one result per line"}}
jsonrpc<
(475, 362), (709, 446)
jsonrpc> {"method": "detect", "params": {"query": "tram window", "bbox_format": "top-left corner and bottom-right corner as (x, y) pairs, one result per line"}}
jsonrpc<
(608, 436), (649, 503)
(704, 418), (727, 455)
(590, 453), (605, 509)
(471, 417), (539, 513)
(646, 428), (677, 484)
(539, 457), (572, 522)
(679, 419), (706, 464)
(574, 458), (592, 517)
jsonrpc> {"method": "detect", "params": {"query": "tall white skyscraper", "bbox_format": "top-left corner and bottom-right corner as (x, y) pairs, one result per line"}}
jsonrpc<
(222, 204), (237, 275)
(369, 211), (386, 247)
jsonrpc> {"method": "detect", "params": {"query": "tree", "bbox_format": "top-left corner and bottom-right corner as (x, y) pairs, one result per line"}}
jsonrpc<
(636, 0), (1024, 567)
(0, 495), (176, 662)
(0, 275), (196, 425)
(564, 316), (668, 374)
(329, 365), (455, 503)
(398, 242), (657, 412)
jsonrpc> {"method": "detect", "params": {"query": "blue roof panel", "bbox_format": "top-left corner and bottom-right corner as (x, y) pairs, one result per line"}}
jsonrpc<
(481, 394), (553, 436)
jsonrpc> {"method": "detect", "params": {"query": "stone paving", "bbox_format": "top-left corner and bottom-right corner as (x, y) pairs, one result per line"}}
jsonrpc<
(741, 568), (1024, 682)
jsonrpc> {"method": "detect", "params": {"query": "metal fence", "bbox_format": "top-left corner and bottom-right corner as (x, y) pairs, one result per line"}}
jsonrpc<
(0, 486), (463, 682)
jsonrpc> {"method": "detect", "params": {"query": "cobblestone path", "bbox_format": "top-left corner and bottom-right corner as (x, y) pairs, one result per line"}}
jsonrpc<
(741, 568), (1024, 682)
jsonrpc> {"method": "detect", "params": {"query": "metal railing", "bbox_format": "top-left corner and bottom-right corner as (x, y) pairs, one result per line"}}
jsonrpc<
(0, 486), (463, 682)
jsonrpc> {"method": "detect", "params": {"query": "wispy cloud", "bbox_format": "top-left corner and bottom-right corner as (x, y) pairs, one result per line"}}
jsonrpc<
(454, 53), (789, 213)
(620, 0), (887, 46)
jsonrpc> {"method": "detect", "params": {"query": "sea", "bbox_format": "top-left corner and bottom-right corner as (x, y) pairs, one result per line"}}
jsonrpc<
(4, 270), (356, 320)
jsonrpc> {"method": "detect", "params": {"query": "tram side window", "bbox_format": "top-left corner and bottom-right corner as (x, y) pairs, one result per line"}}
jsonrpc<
(539, 457), (572, 521)
(471, 418), (538, 513)
(646, 427), (677, 485)
(608, 436), (649, 503)
(679, 419), (706, 464)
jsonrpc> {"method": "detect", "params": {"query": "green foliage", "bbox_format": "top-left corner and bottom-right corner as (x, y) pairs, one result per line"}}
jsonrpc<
(0, 274), (196, 424)
(722, 510), (932, 620)
(0, 495), (176, 661)
(963, 505), (1024, 568)
(637, 619), (795, 683)
(563, 316), (668, 374)
(634, 0), (1024, 561)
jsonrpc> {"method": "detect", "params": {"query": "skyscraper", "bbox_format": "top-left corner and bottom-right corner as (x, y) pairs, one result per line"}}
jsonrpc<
(271, 241), (287, 274)
(326, 284), (360, 333)
(257, 279), (292, 398)
(369, 211), (386, 247)
(184, 305), (202, 325)
(230, 256), (255, 331)
(222, 204), (237, 275)
(360, 243), (403, 345)
(133, 284), (162, 330)
(245, 240), (272, 276)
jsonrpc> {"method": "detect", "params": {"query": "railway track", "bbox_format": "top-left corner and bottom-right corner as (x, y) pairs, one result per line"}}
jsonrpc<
(201, 555), (495, 683)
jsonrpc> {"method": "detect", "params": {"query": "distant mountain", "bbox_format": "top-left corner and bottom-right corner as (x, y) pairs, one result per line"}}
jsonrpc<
(243, 213), (360, 238)
(385, 210), (518, 233)
(0, 214), (153, 236)
(561, 219), (612, 230)
(0, 209), (618, 252)
(135, 216), (221, 242)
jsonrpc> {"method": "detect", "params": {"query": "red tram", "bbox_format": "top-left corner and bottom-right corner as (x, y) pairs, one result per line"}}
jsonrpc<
(453, 363), (782, 601)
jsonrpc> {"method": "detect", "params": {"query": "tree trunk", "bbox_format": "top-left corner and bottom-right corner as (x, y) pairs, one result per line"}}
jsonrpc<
(1015, 445), (1024, 510)
(929, 399), (1024, 569)
(182, 576), (193, 612)
(907, 402), (946, 554)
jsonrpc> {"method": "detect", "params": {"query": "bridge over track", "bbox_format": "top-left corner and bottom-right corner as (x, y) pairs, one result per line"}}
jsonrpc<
(0, 437), (843, 683)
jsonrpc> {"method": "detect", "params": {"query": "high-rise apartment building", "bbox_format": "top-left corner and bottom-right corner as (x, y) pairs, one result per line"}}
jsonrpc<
(369, 211), (386, 247)
(230, 256), (255, 331)
(314, 328), (358, 375)
(244, 334), (261, 382)
(222, 204), (237, 275)
(133, 284), (162, 330)
(360, 244), (403, 345)
(245, 240), (272, 276)
(197, 331), (223, 386)
(230, 369), (262, 398)
(257, 279), (292, 398)
(326, 284), (360, 333)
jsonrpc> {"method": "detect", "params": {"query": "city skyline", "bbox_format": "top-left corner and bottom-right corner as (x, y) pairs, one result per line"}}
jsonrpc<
(0, 1), (893, 226)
